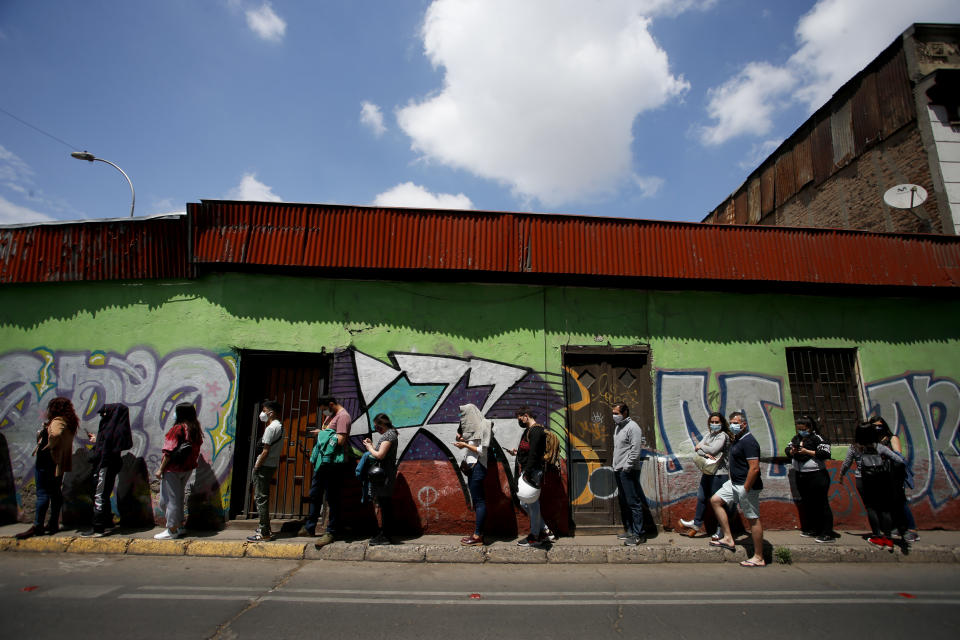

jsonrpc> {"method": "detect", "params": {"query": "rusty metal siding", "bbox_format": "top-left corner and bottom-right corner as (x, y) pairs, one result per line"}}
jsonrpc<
(811, 117), (834, 185)
(761, 165), (776, 216)
(852, 73), (882, 155)
(734, 190), (748, 225)
(794, 136), (814, 189)
(831, 101), (855, 168)
(775, 150), (796, 208)
(878, 48), (914, 137)
(747, 178), (762, 224)
(0, 216), (190, 284)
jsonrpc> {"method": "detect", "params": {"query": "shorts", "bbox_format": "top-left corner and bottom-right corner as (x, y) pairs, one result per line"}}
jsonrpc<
(715, 479), (761, 520)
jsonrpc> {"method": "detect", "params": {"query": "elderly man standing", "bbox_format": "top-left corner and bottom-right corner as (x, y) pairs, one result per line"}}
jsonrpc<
(612, 402), (647, 546)
(709, 411), (766, 567)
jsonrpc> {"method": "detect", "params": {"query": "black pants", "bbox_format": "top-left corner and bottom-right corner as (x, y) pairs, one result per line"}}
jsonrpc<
(796, 469), (833, 537)
(375, 495), (394, 537)
(859, 474), (906, 537)
(92, 461), (121, 532)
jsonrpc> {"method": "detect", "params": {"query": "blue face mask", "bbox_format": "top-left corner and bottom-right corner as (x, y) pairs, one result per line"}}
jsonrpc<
(708, 423), (722, 433)
(798, 430), (809, 437)
(730, 424), (743, 435)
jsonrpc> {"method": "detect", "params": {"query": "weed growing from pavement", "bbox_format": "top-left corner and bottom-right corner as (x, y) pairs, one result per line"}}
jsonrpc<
(774, 547), (792, 564)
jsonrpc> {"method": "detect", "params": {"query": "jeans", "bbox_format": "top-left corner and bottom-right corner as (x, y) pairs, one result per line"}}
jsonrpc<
(467, 462), (488, 537)
(159, 470), (192, 531)
(615, 468), (645, 536)
(304, 464), (344, 535)
(92, 462), (121, 532)
(253, 466), (276, 535)
(33, 459), (62, 532)
(522, 498), (543, 538)
(796, 469), (833, 537)
(694, 473), (729, 531)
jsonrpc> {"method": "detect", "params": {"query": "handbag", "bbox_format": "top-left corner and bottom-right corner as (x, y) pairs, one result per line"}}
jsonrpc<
(168, 428), (193, 464)
(693, 453), (721, 476)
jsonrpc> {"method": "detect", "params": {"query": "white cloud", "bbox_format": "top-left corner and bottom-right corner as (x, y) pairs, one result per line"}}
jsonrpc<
(397, 0), (690, 207)
(701, 0), (960, 145)
(699, 63), (797, 146)
(245, 2), (286, 42)
(372, 182), (473, 210)
(0, 195), (53, 225)
(227, 173), (283, 201)
(360, 101), (387, 137)
(633, 175), (665, 198)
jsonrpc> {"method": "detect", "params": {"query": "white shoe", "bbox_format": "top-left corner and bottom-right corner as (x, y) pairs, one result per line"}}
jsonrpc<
(154, 529), (178, 540)
(679, 518), (695, 529)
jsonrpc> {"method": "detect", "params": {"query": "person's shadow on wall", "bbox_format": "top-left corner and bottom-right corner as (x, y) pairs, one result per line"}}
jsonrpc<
(0, 434), (17, 525)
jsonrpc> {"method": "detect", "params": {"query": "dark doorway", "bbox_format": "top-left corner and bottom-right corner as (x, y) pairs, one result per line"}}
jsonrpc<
(230, 350), (332, 519)
(563, 346), (653, 533)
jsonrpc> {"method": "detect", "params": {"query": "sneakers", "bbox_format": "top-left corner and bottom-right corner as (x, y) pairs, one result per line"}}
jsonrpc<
(710, 531), (721, 541)
(679, 518), (696, 529)
(542, 526), (557, 542)
(154, 528), (183, 540)
(460, 535), (484, 546)
(297, 527), (315, 538)
(903, 531), (919, 543)
(867, 536), (894, 550)
(368, 534), (391, 546)
(814, 535), (834, 543)
(616, 531), (631, 540)
(314, 532), (335, 548)
(517, 536), (544, 548)
(799, 531), (816, 538)
(81, 530), (107, 538)
(246, 531), (274, 542)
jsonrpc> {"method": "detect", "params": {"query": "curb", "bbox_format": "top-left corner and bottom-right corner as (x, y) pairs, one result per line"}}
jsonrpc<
(2, 536), (957, 564)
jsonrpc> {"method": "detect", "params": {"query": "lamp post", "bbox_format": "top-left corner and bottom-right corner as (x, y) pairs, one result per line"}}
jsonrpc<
(70, 151), (135, 217)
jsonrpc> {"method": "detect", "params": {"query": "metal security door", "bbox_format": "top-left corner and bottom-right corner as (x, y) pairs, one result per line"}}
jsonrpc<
(564, 347), (653, 531)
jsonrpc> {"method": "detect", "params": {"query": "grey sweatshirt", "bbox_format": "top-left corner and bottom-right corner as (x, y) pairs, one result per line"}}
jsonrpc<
(613, 418), (645, 471)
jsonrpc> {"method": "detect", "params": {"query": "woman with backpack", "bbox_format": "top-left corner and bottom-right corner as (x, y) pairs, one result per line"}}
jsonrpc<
(362, 413), (398, 546)
(15, 397), (80, 539)
(873, 416), (919, 542)
(455, 403), (493, 547)
(678, 412), (731, 539)
(840, 422), (907, 549)
(784, 415), (834, 543)
(154, 403), (204, 540)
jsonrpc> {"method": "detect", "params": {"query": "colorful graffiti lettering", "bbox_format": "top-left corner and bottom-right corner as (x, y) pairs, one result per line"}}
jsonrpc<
(656, 369), (785, 475)
(866, 372), (960, 508)
(0, 347), (237, 513)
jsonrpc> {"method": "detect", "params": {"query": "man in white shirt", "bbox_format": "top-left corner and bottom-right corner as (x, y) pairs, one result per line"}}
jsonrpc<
(247, 400), (283, 542)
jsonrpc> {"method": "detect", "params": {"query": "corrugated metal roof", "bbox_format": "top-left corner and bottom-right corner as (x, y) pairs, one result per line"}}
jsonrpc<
(190, 201), (960, 289)
(0, 215), (191, 283)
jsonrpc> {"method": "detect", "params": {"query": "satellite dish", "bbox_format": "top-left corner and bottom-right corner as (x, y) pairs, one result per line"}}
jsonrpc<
(883, 184), (928, 209)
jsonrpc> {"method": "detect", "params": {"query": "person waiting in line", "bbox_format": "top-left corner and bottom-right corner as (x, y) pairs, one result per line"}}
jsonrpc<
(678, 412), (731, 539)
(784, 415), (835, 543)
(455, 403), (493, 547)
(81, 403), (133, 537)
(514, 406), (548, 548)
(247, 400), (284, 542)
(303, 396), (351, 548)
(362, 413), (399, 546)
(16, 397), (79, 539)
(709, 411), (766, 567)
(612, 402), (647, 546)
(873, 416), (919, 542)
(154, 403), (204, 540)
(840, 422), (908, 550)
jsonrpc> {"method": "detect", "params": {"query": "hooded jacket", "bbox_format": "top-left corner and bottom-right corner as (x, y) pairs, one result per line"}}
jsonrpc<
(91, 403), (133, 470)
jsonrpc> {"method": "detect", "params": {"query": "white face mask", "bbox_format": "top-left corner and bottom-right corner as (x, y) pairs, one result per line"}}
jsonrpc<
(259, 411), (269, 423)
(709, 423), (722, 433)
(730, 423), (743, 435)
(612, 413), (625, 424)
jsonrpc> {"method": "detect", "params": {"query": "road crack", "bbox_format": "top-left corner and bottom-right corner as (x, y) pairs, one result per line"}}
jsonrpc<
(207, 560), (306, 640)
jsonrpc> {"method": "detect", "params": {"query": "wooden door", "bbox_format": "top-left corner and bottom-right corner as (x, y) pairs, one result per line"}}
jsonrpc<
(564, 348), (653, 531)
(232, 351), (331, 519)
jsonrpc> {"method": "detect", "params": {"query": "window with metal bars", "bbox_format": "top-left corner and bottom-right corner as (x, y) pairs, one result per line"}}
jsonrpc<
(785, 347), (863, 444)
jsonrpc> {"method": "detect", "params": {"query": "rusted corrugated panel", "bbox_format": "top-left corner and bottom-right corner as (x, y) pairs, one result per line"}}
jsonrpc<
(775, 149), (796, 208)
(0, 216), (190, 284)
(760, 165), (776, 216)
(852, 72), (882, 154)
(811, 117), (834, 185)
(878, 48), (914, 137)
(747, 177), (762, 224)
(831, 101), (855, 167)
(734, 190), (748, 225)
(794, 136), (814, 189)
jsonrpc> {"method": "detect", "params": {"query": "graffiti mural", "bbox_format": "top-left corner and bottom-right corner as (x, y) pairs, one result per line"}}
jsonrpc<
(866, 372), (960, 508)
(0, 346), (238, 517)
(656, 369), (785, 476)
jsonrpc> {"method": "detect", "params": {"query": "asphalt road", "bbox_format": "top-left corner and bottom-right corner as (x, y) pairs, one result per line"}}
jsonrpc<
(1, 554), (958, 639)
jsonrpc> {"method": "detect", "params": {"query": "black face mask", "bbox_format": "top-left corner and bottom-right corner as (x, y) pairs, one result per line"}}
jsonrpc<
(518, 419), (526, 428)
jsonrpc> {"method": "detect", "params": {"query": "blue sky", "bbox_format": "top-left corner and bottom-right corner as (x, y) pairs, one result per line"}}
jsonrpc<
(1, 0), (958, 226)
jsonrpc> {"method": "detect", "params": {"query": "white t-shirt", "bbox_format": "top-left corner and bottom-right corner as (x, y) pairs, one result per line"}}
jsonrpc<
(465, 439), (488, 467)
(260, 420), (283, 468)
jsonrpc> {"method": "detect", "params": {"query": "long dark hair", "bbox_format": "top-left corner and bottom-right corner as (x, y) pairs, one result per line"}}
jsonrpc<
(706, 411), (730, 438)
(373, 413), (395, 433)
(46, 397), (79, 433)
(869, 415), (894, 442)
(175, 403), (203, 444)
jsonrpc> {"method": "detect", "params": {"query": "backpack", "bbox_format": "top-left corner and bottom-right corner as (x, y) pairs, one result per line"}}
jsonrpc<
(310, 429), (345, 469)
(859, 449), (891, 478)
(543, 429), (561, 468)
(168, 426), (194, 464)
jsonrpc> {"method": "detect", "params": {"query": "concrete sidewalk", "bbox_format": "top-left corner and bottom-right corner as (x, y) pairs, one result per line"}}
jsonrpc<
(3, 523), (959, 564)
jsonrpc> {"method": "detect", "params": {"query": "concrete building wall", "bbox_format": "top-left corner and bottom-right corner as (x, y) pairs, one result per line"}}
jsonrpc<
(1, 273), (958, 533)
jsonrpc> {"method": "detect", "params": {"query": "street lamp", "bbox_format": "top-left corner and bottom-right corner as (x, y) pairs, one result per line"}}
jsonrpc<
(70, 151), (136, 217)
